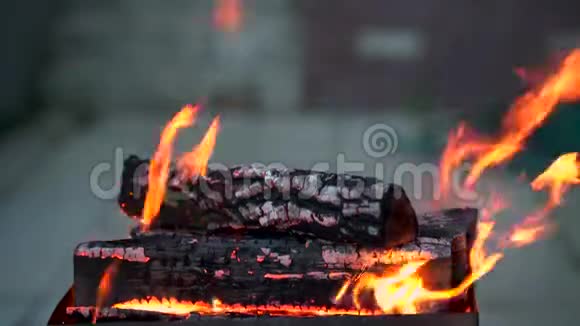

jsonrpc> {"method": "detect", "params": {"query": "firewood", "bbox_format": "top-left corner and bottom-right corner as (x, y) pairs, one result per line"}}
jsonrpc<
(118, 155), (418, 248)
(74, 233), (463, 309)
(417, 208), (479, 312)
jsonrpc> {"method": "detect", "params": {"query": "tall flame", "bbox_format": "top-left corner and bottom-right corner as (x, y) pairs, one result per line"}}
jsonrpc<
(104, 51), (580, 317)
(141, 105), (198, 230)
(440, 50), (580, 197)
(177, 116), (220, 179)
(93, 261), (121, 324)
(343, 51), (580, 313)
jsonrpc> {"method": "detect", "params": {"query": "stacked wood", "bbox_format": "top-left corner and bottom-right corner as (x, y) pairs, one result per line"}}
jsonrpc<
(118, 155), (418, 248)
(74, 235), (462, 310)
(73, 208), (477, 312)
(71, 153), (479, 316)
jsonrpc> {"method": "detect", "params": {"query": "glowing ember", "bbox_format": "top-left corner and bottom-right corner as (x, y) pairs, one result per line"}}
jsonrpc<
(213, 0), (242, 33)
(178, 116), (220, 179)
(93, 261), (121, 324)
(263, 273), (304, 280)
(142, 105), (198, 230)
(113, 296), (382, 317)
(439, 50), (580, 195)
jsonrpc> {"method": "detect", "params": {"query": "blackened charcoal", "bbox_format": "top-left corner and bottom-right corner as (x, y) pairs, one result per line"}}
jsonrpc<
(119, 155), (418, 248)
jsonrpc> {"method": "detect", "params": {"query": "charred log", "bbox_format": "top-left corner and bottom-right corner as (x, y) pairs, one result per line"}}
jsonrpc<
(74, 233), (464, 310)
(417, 208), (479, 311)
(418, 208), (478, 250)
(118, 155), (418, 248)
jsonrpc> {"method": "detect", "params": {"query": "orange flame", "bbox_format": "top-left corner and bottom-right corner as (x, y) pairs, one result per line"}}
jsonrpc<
(505, 152), (580, 247)
(113, 296), (382, 317)
(213, 0), (242, 33)
(440, 50), (580, 197)
(531, 152), (580, 207)
(338, 196), (506, 314)
(141, 105), (198, 230)
(104, 51), (580, 318)
(93, 261), (121, 324)
(177, 116), (220, 179)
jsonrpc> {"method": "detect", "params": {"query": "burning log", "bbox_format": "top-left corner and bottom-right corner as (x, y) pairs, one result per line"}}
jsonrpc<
(119, 155), (418, 248)
(74, 230), (467, 310)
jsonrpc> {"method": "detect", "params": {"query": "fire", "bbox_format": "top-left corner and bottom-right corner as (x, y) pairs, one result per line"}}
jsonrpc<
(531, 152), (580, 207)
(100, 51), (580, 318)
(142, 105), (198, 230)
(337, 196), (506, 314)
(440, 50), (580, 196)
(431, 51), (580, 312)
(213, 0), (242, 33)
(113, 296), (382, 317)
(178, 116), (220, 179)
(93, 261), (121, 324)
(505, 152), (580, 247)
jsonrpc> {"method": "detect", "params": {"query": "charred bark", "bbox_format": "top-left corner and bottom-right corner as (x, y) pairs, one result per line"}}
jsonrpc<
(74, 233), (462, 309)
(417, 208), (479, 312)
(118, 155), (418, 248)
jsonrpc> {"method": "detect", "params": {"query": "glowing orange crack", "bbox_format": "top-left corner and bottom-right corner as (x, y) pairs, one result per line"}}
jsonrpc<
(112, 297), (383, 317)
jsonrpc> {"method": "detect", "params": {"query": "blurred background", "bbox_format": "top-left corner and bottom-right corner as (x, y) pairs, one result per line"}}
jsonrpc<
(1, 0), (579, 324)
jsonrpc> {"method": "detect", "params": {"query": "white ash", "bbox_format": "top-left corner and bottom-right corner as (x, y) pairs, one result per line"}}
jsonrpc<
(340, 185), (364, 200)
(277, 254), (292, 267)
(342, 201), (381, 217)
(258, 202), (288, 226)
(317, 186), (341, 206)
(306, 271), (352, 280)
(75, 244), (149, 263)
(321, 244), (435, 269)
(299, 174), (321, 198)
(291, 175), (305, 191)
(295, 206), (314, 224)
(205, 190), (224, 204)
(234, 182), (263, 199)
(364, 182), (385, 200)
(312, 214), (338, 227)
